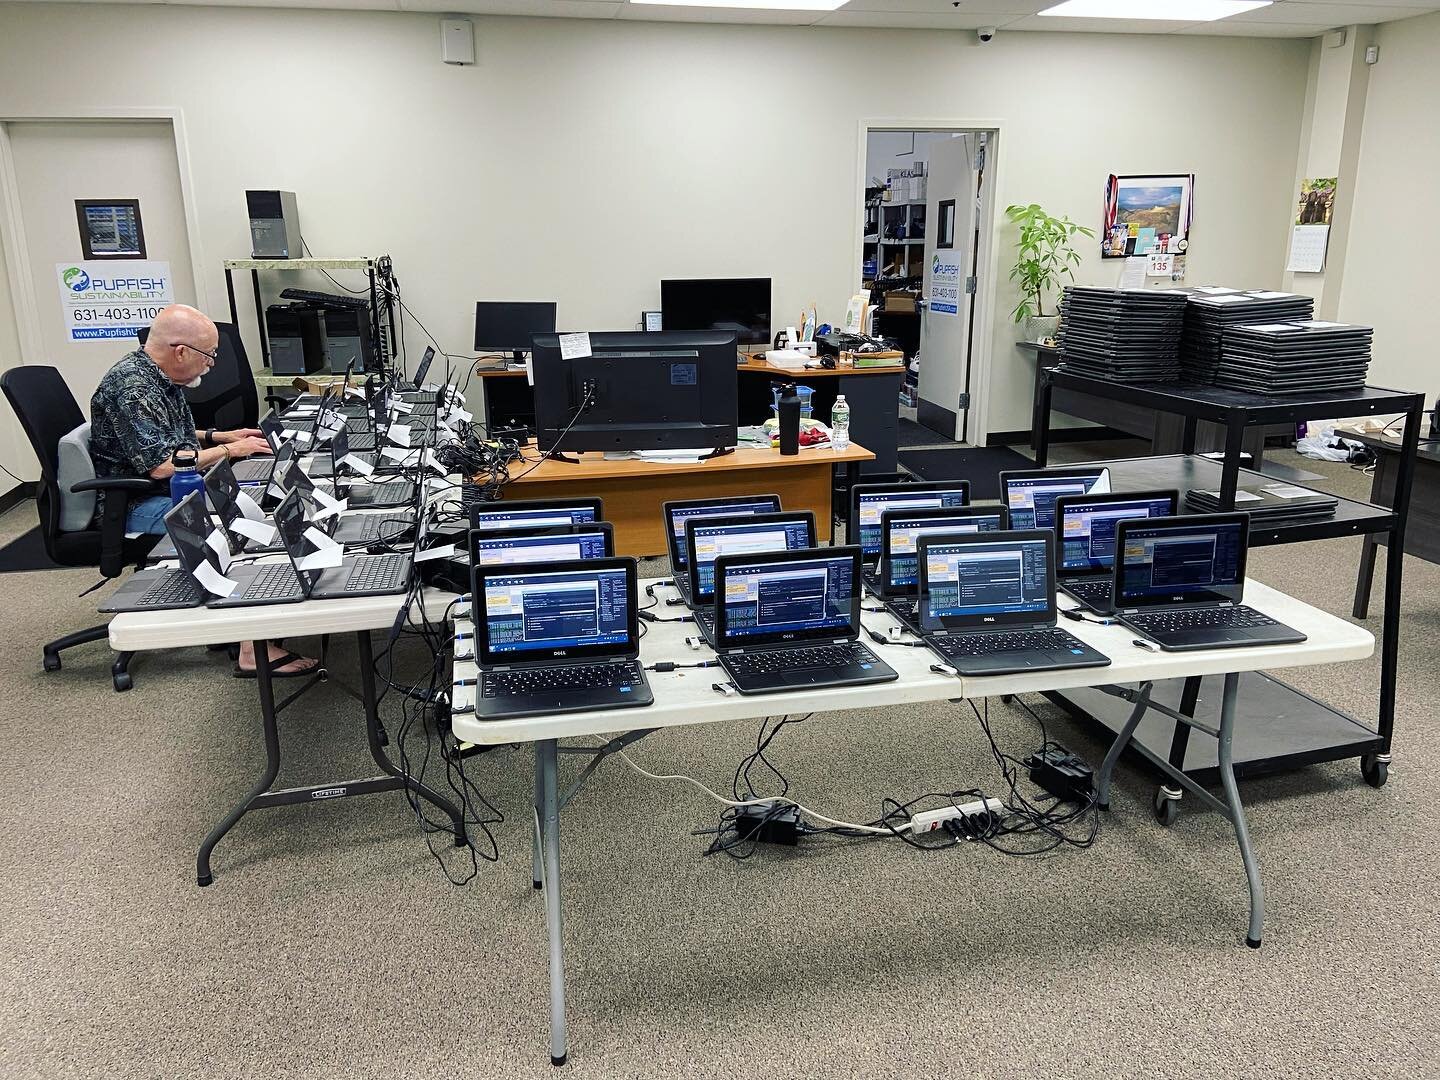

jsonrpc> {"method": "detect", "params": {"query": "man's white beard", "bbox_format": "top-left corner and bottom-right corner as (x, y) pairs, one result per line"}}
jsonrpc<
(186, 375), (203, 388)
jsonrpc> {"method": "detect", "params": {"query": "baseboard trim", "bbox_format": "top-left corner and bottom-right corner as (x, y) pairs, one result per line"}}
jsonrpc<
(0, 482), (36, 516)
(987, 427), (1132, 447)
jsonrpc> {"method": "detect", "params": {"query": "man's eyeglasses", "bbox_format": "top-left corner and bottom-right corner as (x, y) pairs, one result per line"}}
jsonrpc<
(174, 342), (220, 363)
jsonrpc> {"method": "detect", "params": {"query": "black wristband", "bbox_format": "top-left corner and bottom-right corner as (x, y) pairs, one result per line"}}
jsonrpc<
(205, 428), (216, 447)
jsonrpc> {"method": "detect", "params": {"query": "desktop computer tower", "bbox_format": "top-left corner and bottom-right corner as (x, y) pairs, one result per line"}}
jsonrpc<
(246, 190), (302, 259)
(266, 304), (325, 374)
(320, 304), (376, 373)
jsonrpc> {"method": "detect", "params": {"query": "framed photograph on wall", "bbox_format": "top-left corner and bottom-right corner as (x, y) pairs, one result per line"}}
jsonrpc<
(75, 199), (146, 259)
(1102, 175), (1193, 259)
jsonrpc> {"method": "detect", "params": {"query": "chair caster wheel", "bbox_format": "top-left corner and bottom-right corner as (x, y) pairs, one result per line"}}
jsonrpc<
(1360, 753), (1389, 788)
(113, 672), (133, 692)
(197, 873), (213, 887)
(43, 652), (61, 673)
(1153, 788), (1180, 827)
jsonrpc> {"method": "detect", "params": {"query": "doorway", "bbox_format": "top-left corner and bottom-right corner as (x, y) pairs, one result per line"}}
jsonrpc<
(859, 125), (997, 448)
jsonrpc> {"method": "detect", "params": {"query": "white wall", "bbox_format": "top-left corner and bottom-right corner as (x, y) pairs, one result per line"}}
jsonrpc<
(1338, 11), (1440, 401)
(0, 223), (36, 498)
(865, 131), (957, 185)
(0, 3), (1311, 438)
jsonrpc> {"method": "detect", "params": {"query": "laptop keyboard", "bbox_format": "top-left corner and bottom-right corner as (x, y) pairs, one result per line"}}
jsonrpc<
(344, 554), (408, 592)
(482, 661), (642, 698)
(1126, 606), (1277, 633)
(350, 482), (415, 506)
(139, 570), (202, 606)
(1062, 578), (1112, 603)
(930, 627), (1085, 658)
(341, 514), (412, 542)
(238, 564), (302, 601)
(232, 460), (273, 482)
(725, 642), (877, 676)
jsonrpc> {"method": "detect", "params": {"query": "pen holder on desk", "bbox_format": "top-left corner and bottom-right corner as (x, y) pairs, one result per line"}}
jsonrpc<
(776, 384), (801, 456)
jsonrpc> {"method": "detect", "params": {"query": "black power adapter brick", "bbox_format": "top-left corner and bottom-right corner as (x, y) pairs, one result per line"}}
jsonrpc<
(733, 801), (801, 846)
(1025, 747), (1094, 801)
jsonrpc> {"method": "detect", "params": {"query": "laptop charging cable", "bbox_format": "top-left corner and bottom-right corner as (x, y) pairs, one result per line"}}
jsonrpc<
(865, 626), (927, 648)
(1058, 607), (1121, 627)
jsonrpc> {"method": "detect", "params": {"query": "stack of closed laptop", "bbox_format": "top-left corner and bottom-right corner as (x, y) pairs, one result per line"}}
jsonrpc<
(1176, 288), (1314, 383)
(1186, 483), (1338, 525)
(1055, 286), (1189, 384)
(1211, 320), (1373, 395)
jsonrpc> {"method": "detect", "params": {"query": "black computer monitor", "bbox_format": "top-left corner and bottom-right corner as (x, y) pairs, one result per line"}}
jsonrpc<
(473, 301), (557, 360)
(530, 330), (738, 454)
(660, 278), (771, 345)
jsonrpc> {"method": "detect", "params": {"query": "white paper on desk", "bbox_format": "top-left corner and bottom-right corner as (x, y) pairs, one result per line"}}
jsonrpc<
(235, 489), (267, 522)
(297, 526), (344, 570)
(340, 453), (375, 477)
(230, 517), (278, 544)
(1262, 483), (1314, 500)
(559, 332), (591, 360)
(1196, 488), (1262, 502)
(387, 424), (412, 448)
(192, 560), (238, 598)
(1119, 257), (1147, 289)
(382, 446), (420, 463)
(287, 406), (319, 417)
(204, 528), (233, 572)
(414, 543), (456, 563)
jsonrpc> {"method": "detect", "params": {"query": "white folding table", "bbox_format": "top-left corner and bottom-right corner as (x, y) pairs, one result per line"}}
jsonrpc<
(451, 577), (1373, 1066)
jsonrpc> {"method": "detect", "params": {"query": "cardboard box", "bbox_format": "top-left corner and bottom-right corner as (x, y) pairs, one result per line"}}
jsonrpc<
(883, 292), (918, 314)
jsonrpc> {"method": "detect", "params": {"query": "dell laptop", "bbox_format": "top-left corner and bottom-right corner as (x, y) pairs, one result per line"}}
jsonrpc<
(273, 490), (415, 599)
(661, 494), (781, 598)
(1112, 513), (1306, 651)
(682, 511), (815, 636)
(470, 557), (653, 721)
(1053, 490), (1179, 614)
(917, 530), (1110, 676)
(467, 522), (615, 604)
(470, 497), (604, 532)
(999, 467), (1111, 530)
(709, 545), (897, 695)
(849, 481), (971, 569)
(873, 504), (1008, 630)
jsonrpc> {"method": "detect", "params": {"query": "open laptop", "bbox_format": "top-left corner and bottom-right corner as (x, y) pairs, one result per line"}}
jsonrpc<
(304, 425), (377, 479)
(661, 494), (781, 598)
(470, 497), (604, 532)
(873, 504), (1008, 630)
(1112, 513), (1306, 651)
(99, 494), (208, 612)
(849, 481), (971, 572)
(682, 511), (815, 637)
(204, 458), (287, 555)
(402, 346), (436, 395)
(917, 530), (1110, 676)
(1054, 489), (1179, 614)
(999, 467), (1111, 530)
(710, 545), (897, 695)
(471, 557), (653, 720)
(230, 416), (285, 483)
(327, 433), (419, 510)
(273, 490), (415, 599)
(467, 522), (615, 603)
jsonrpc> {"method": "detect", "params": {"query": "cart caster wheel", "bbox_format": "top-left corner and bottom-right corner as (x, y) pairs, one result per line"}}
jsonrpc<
(1153, 788), (1180, 827)
(197, 873), (213, 888)
(1361, 753), (1389, 788)
(113, 672), (133, 693)
(43, 652), (62, 673)
(1246, 935), (1262, 949)
(1000, 694), (1015, 704)
(317, 667), (329, 682)
(551, 1054), (567, 1067)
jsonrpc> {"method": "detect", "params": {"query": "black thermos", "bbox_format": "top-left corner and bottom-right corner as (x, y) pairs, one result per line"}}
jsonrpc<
(777, 383), (801, 455)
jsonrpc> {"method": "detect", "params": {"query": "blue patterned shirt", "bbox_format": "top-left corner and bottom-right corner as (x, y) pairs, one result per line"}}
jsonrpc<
(89, 348), (196, 518)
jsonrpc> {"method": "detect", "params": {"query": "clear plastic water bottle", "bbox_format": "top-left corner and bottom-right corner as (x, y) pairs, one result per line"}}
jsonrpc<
(831, 394), (851, 451)
(169, 448), (204, 506)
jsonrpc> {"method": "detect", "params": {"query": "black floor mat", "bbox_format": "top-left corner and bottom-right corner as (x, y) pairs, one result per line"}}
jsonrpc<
(897, 445), (1034, 501)
(897, 417), (954, 448)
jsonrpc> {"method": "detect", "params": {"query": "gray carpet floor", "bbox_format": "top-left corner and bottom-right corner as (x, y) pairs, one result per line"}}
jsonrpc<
(2, 449), (1437, 1079)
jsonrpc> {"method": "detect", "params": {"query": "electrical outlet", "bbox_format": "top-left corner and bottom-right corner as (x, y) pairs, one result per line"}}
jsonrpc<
(910, 797), (1005, 835)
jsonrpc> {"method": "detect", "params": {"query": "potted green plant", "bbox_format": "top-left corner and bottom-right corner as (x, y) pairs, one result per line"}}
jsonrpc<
(1005, 203), (1093, 344)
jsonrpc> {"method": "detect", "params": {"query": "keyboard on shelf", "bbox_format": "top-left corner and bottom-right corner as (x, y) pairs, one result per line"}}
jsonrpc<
(238, 564), (302, 601)
(1125, 606), (1277, 633)
(724, 642), (876, 676)
(930, 627), (1084, 657)
(482, 661), (642, 698)
(1062, 578), (1112, 602)
(278, 287), (369, 310)
(140, 570), (202, 606)
(344, 554), (407, 592)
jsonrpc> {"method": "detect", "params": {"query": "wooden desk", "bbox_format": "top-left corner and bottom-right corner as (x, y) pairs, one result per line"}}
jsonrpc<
(499, 442), (875, 556)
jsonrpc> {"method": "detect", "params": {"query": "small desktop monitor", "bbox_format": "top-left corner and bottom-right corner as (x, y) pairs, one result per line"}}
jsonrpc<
(660, 278), (771, 345)
(530, 330), (739, 454)
(474, 301), (557, 359)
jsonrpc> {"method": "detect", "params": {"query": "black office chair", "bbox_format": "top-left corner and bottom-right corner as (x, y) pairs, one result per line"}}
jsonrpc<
(1, 366), (160, 691)
(138, 321), (285, 427)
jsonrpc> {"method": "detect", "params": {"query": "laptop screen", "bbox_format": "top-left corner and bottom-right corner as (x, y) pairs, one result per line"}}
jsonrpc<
(1002, 469), (1110, 530)
(1116, 518), (1247, 607)
(664, 496), (781, 569)
(164, 491), (221, 580)
(1059, 495), (1176, 573)
(853, 485), (970, 557)
(260, 414), (283, 451)
(471, 502), (600, 531)
(919, 533), (1053, 630)
(884, 510), (1005, 590)
(715, 549), (860, 647)
(274, 490), (324, 591)
(204, 459), (241, 529)
(469, 527), (611, 569)
(413, 346), (435, 387)
(479, 564), (634, 661)
(689, 514), (813, 601)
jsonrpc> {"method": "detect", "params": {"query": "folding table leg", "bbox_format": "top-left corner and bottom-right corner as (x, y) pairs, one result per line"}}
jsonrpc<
(533, 761), (544, 890)
(1215, 671), (1265, 948)
(1096, 681), (1153, 811)
(539, 739), (569, 1066)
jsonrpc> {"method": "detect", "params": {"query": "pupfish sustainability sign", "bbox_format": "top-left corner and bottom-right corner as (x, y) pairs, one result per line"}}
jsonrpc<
(56, 260), (174, 340)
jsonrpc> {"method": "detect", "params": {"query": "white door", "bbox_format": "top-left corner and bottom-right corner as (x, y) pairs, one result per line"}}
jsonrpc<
(6, 120), (196, 405)
(916, 135), (977, 442)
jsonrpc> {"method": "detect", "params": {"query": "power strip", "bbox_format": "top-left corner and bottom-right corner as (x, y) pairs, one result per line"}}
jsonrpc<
(910, 797), (1005, 835)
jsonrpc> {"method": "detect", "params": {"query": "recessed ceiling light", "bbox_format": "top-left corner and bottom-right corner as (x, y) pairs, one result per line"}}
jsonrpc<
(629, 0), (845, 9)
(1038, 0), (1272, 20)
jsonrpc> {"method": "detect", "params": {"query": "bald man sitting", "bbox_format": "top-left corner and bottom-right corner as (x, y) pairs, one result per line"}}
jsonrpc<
(91, 304), (317, 679)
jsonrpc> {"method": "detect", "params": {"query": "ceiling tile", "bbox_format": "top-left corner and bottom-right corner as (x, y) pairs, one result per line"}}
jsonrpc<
(1293, 0), (1440, 7)
(839, 0), (1039, 13)
(1224, 1), (1433, 22)
(1003, 13), (1203, 30)
(616, 3), (823, 22)
(819, 8), (1022, 24)
(400, 0), (619, 11)
(1170, 17), (1325, 31)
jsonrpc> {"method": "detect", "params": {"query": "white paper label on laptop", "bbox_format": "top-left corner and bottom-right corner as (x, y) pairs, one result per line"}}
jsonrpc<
(234, 489), (267, 522)
(340, 453), (375, 477)
(382, 446), (420, 463)
(309, 497), (348, 523)
(297, 526), (344, 570)
(344, 385), (365, 400)
(559, 332), (591, 361)
(1198, 488), (1262, 502)
(204, 528), (233, 572)
(387, 424), (411, 448)
(192, 560), (238, 598)
(230, 517), (277, 544)
(1091, 469), (1111, 494)
(447, 407), (473, 425)
(414, 543), (455, 564)
(392, 400), (414, 415)
(311, 486), (340, 509)
(423, 448), (445, 475)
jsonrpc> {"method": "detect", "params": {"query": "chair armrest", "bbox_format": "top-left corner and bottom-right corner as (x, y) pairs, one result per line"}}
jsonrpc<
(72, 476), (156, 495)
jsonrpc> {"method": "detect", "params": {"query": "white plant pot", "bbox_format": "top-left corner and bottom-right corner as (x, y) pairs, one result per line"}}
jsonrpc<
(1026, 315), (1060, 344)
